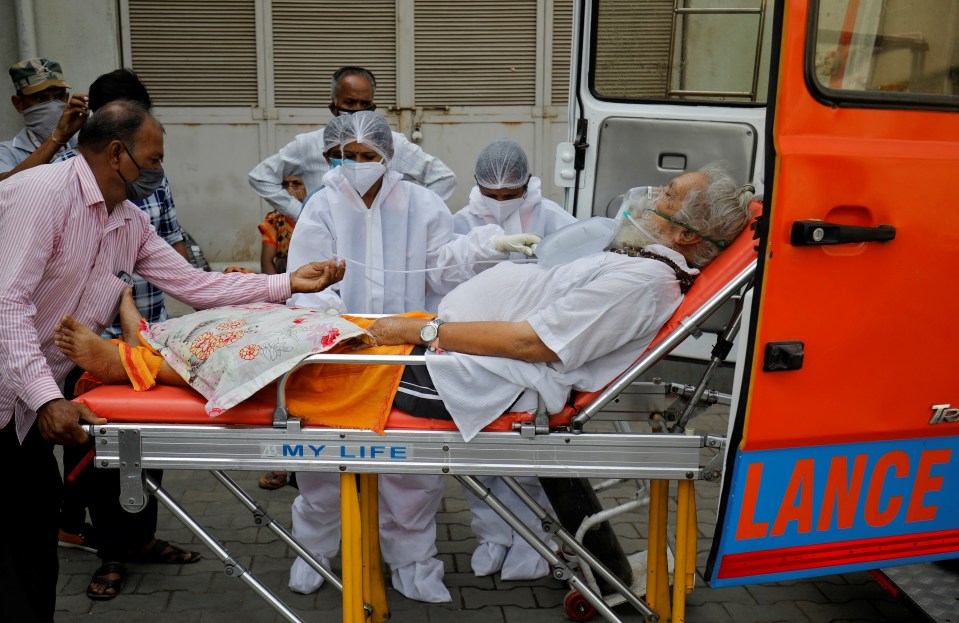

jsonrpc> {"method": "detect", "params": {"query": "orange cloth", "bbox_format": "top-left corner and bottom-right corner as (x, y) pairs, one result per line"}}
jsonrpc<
(113, 337), (165, 392)
(273, 312), (431, 435)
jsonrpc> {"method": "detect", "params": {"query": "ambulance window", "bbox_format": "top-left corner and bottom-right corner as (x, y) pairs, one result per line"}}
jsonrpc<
(810, 0), (959, 109)
(591, 0), (773, 104)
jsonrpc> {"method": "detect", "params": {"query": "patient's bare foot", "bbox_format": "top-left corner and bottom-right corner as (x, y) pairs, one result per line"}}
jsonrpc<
(54, 316), (129, 384)
(118, 289), (143, 346)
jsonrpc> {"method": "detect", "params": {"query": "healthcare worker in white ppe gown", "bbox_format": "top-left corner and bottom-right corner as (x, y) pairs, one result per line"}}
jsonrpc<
(455, 138), (577, 580)
(284, 111), (541, 603)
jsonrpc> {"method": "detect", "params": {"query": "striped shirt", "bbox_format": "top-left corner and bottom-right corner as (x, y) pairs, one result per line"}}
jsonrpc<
(248, 129), (457, 220)
(56, 149), (185, 332)
(0, 155), (291, 441)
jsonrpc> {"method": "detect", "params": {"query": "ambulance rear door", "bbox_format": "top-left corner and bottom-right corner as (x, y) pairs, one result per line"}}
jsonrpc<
(707, 0), (959, 588)
(556, 0), (774, 221)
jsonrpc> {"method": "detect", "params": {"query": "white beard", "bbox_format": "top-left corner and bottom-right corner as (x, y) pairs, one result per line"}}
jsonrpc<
(610, 215), (661, 250)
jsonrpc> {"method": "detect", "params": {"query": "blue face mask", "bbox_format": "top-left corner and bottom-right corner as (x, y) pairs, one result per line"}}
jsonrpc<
(329, 158), (357, 169)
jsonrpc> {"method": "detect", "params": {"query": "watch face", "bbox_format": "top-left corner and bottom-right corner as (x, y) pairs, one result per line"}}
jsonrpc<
(420, 323), (438, 343)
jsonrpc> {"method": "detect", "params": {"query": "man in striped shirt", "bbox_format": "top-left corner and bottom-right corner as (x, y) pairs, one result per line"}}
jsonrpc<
(0, 100), (344, 622)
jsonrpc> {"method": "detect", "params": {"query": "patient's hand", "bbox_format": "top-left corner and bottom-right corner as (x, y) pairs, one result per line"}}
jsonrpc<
(290, 260), (345, 293)
(364, 316), (423, 348)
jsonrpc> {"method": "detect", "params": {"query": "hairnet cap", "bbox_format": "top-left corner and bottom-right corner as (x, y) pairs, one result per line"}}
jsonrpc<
(474, 138), (530, 189)
(322, 110), (394, 163)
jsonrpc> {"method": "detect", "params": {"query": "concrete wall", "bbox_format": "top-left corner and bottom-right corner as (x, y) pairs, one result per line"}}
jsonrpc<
(1, 0), (122, 139)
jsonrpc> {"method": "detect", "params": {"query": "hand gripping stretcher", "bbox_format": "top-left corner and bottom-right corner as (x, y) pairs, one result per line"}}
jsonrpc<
(77, 202), (761, 623)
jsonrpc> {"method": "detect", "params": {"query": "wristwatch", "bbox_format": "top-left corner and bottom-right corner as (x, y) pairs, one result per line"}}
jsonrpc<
(419, 318), (446, 348)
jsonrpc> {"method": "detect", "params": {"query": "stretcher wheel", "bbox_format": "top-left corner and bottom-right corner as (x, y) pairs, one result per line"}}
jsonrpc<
(564, 589), (596, 622)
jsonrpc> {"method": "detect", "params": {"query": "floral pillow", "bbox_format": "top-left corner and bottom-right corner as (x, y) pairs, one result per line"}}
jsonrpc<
(141, 303), (368, 415)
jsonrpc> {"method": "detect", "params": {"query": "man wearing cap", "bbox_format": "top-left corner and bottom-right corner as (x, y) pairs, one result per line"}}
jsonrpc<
(0, 57), (89, 181)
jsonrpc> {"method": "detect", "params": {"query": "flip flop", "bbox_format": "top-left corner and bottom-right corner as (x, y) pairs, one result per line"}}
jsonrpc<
(128, 538), (202, 564)
(87, 562), (127, 601)
(258, 471), (289, 490)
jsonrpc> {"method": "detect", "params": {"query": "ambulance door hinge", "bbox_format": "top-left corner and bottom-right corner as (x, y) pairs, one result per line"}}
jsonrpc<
(572, 118), (589, 171)
(701, 436), (726, 481)
(117, 429), (147, 512)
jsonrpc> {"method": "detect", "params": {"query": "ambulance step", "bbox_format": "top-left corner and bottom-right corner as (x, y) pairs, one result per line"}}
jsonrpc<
(879, 562), (959, 622)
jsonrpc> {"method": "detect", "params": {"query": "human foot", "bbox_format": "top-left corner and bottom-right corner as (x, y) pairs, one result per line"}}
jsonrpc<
(128, 538), (202, 564)
(87, 561), (127, 600)
(54, 316), (129, 383)
(118, 288), (143, 346)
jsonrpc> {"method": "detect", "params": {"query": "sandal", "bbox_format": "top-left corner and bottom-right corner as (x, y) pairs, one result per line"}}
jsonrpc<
(129, 538), (202, 564)
(87, 562), (127, 601)
(258, 470), (289, 490)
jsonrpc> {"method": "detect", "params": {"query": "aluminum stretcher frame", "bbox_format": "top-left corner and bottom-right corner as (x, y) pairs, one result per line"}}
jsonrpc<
(81, 208), (760, 622)
(88, 215), (759, 482)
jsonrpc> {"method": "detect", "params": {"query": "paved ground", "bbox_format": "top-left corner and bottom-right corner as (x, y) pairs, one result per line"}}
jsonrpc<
(53, 462), (919, 623)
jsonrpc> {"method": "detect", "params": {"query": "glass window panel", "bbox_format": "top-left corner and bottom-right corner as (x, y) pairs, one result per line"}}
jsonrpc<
(813, 0), (959, 99)
(592, 0), (771, 104)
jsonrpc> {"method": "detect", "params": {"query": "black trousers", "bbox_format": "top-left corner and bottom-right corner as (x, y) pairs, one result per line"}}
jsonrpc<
(0, 420), (60, 623)
(392, 346), (454, 420)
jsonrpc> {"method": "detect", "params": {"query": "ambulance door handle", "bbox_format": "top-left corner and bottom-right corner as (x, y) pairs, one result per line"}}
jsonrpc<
(790, 220), (896, 246)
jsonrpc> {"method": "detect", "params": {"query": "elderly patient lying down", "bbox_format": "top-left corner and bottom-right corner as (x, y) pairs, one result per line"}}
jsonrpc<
(56, 164), (753, 597)
(55, 164), (754, 439)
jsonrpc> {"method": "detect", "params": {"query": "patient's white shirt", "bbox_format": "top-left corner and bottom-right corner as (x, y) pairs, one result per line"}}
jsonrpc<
(426, 245), (693, 440)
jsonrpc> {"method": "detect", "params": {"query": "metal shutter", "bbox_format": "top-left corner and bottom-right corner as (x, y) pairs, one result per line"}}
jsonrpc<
(128, 0), (258, 106)
(551, 0), (574, 105)
(272, 0), (397, 107)
(593, 0), (673, 99)
(413, 0), (538, 105)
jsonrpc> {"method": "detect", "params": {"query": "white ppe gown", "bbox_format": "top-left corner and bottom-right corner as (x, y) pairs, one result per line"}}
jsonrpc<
(453, 176), (575, 578)
(287, 169), (505, 315)
(453, 177), (576, 249)
(286, 169), (506, 603)
(247, 129), (457, 220)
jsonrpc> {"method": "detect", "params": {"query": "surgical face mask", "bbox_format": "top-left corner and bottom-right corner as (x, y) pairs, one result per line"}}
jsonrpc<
(118, 143), (165, 201)
(334, 106), (375, 116)
(22, 99), (66, 143)
(329, 157), (345, 169)
(477, 194), (527, 217)
(340, 160), (386, 196)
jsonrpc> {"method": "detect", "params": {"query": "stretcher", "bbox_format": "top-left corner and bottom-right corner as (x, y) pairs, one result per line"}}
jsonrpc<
(78, 202), (761, 622)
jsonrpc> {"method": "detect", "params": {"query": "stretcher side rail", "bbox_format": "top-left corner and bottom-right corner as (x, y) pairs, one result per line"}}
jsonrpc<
(89, 423), (719, 481)
(571, 259), (756, 429)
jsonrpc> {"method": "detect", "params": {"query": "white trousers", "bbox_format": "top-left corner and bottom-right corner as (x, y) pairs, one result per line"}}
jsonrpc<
(465, 476), (557, 580)
(289, 471), (451, 602)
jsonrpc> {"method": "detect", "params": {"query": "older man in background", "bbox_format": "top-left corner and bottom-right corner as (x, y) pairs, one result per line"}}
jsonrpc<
(248, 66), (456, 220)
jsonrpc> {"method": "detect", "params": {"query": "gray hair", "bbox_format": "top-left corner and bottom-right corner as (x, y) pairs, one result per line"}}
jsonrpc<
(673, 163), (755, 267)
(330, 66), (377, 104)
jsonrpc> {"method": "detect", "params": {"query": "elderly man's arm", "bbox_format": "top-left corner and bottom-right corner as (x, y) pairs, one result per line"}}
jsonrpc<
(132, 215), (343, 307)
(366, 316), (558, 363)
(248, 133), (325, 220)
